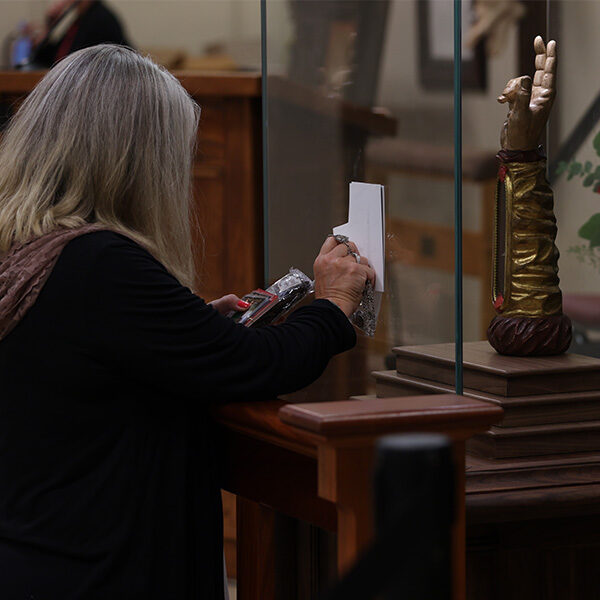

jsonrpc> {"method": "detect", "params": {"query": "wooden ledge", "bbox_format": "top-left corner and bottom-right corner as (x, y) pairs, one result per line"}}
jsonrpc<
(214, 394), (503, 456)
(279, 394), (503, 438)
(394, 341), (600, 397)
(0, 70), (261, 97)
(394, 341), (600, 377)
(213, 400), (322, 457)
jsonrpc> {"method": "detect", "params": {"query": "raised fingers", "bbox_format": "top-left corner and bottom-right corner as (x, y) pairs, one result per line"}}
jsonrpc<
(534, 35), (546, 56)
(542, 40), (557, 91)
(533, 35), (546, 86)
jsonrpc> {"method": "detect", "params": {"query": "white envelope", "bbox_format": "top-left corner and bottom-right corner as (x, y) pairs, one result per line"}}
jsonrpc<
(333, 182), (385, 293)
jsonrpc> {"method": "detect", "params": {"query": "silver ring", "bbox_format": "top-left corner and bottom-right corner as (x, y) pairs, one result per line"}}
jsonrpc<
(349, 251), (360, 263)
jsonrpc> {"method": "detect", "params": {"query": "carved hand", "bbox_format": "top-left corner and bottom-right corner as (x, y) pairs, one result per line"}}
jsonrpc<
(498, 36), (556, 150)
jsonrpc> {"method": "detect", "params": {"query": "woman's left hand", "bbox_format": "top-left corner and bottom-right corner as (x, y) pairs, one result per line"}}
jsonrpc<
(209, 294), (250, 315)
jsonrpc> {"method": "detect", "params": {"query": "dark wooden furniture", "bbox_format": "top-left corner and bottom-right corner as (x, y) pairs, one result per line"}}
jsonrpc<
(373, 340), (600, 599)
(213, 394), (502, 600)
(0, 70), (264, 303)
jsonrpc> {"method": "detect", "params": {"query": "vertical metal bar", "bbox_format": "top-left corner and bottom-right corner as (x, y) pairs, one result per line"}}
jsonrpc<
(260, 0), (270, 286)
(454, 0), (463, 395)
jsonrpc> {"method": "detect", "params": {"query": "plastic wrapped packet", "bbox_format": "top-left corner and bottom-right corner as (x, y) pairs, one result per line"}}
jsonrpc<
(231, 268), (314, 327)
(259, 268), (314, 326)
(351, 280), (376, 337)
(331, 234), (377, 337)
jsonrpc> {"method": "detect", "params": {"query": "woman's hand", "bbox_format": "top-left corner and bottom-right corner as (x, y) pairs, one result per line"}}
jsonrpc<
(209, 294), (250, 315)
(313, 236), (375, 317)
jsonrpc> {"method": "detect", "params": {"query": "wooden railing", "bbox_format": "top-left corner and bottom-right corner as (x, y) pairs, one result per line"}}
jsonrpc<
(213, 394), (502, 600)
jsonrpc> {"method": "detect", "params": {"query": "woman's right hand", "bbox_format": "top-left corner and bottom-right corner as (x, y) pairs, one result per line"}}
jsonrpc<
(313, 236), (375, 317)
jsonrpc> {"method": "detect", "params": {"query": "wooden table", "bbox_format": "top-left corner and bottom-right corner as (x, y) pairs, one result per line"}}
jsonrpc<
(214, 394), (502, 600)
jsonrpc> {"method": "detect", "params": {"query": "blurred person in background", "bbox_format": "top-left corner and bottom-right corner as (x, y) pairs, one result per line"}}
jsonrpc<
(29, 0), (129, 67)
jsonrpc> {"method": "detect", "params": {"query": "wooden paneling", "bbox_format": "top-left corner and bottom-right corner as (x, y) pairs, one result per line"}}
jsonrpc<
(192, 95), (262, 301)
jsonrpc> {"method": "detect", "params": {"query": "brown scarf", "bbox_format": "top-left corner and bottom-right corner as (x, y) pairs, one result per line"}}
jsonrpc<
(0, 224), (105, 342)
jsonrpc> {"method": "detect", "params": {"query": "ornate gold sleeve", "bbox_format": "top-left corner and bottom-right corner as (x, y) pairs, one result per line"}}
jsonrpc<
(492, 159), (562, 318)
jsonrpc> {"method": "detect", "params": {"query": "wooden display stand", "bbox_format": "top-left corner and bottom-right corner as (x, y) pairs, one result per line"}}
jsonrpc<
(373, 341), (600, 599)
(213, 395), (501, 600)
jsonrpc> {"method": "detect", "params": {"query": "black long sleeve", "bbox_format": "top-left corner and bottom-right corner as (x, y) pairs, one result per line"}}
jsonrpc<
(0, 230), (355, 600)
(83, 233), (355, 401)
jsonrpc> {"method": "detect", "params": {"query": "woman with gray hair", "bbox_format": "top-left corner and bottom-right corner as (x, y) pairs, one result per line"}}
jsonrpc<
(0, 45), (373, 598)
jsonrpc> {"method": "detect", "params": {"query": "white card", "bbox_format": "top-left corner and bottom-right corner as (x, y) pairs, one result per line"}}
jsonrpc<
(333, 182), (385, 293)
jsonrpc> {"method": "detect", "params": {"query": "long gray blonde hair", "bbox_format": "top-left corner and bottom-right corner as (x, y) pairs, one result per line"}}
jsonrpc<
(0, 44), (200, 288)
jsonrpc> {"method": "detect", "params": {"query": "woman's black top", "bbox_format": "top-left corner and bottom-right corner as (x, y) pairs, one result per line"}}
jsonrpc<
(0, 231), (356, 599)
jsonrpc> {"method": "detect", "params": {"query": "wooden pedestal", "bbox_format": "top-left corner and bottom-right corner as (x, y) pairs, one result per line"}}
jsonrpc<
(373, 340), (600, 599)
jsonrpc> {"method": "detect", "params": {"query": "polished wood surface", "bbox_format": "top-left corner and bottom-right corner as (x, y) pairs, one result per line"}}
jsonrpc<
(395, 340), (600, 377)
(0, 70), (261, 96)
(280, 394), (503, 436)
(394, 341), (600, 396)
(214, 395), (501, 600)
(373, 370), (600, 427)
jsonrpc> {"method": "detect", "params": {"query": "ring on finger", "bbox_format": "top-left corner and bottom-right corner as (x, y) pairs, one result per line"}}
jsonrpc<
(348, 250), (360, 263)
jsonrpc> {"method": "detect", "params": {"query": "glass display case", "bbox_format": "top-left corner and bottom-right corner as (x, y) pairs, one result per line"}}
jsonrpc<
(261, 0), (600, 407)
(262, 0), (461, 402)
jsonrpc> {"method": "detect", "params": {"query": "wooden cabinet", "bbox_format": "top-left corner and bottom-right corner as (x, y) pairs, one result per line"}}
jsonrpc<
(0, 70), (264, 303)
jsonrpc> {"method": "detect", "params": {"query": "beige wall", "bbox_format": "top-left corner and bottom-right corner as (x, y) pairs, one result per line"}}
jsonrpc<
(1, 1), (46, 66)
(113, 0), (260, 56)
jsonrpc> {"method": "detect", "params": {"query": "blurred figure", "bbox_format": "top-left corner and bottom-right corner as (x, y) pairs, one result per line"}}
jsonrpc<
(30, 0), (129, 67)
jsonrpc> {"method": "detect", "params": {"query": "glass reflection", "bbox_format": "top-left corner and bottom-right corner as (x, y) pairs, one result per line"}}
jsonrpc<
(264, 0), (463, 401)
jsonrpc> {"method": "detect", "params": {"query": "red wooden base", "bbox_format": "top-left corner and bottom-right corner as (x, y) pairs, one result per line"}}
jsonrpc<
(487, 314), (572, 356)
